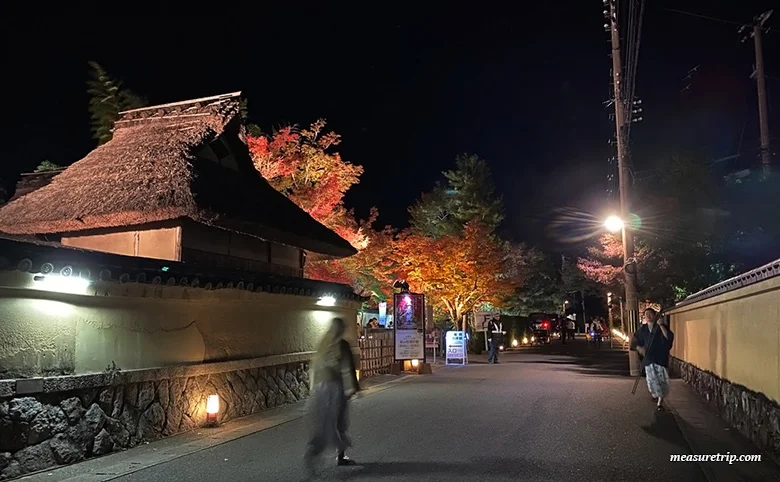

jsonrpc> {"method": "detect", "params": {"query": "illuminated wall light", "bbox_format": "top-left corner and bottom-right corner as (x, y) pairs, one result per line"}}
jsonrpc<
(33, 275), (91, 295)
(206, 394), (219, 425)
(522, 337), (528, 344)
(411, 359), (419, 368)
(512, 339), (518, 347)
(355, 370), (360, 381)
(34, 299), (74, 316)
(316, 295), (336, 307)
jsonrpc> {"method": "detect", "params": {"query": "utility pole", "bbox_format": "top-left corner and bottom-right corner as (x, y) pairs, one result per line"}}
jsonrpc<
(605, 0), (640, 373)
(753, 11), (773, 176)
(740, 10), (773, 175)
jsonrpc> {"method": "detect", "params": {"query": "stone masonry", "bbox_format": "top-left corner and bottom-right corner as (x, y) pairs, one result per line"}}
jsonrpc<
(670, 357), (780, 460)
(0, 362), (309, 480)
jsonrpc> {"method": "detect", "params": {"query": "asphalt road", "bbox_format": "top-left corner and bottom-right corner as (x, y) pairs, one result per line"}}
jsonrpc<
(110, 339), (706, 482)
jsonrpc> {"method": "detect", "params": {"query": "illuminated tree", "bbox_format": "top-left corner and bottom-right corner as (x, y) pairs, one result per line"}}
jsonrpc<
(409, 153), (503, 237)
(248, 119), (363, 225)
(502, 244), (561, 315)
(248, 120), (394, 301)
(87, 61), (146, 145)
(396, 222), (513, 325)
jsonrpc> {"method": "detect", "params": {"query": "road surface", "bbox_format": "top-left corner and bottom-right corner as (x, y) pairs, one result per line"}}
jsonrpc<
(91, 338), (707, 482)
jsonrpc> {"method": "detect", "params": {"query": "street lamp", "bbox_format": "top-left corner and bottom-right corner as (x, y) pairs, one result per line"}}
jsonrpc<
(604, 215), (624, 233)
(603, 214), (640, 375)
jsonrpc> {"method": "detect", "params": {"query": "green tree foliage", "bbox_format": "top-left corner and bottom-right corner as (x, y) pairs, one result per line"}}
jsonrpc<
(87, 61), (146, 145)
(577, 153), (741, 307)
(34, 160), (62, 173)
(409, 153), (503, 237)
(502, 244), (562, 315)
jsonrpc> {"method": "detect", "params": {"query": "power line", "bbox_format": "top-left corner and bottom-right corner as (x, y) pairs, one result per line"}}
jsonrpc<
(663, 7), (746, 27)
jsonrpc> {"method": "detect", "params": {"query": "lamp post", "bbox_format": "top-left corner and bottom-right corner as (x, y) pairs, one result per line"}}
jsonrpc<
(605, 215), (640, 375)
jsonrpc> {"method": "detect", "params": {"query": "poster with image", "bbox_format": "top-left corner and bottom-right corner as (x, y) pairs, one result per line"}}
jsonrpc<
(393, 292), (425, 360)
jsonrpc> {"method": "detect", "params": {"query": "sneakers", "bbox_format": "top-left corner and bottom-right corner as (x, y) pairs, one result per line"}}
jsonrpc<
(337, 454), (357, 466)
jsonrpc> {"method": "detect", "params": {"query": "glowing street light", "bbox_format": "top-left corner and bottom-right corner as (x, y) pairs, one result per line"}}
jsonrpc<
(604, 215), (625, 233)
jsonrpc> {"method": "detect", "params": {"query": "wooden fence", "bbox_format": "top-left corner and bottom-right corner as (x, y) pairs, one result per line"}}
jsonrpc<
(358, 329), (394, 379)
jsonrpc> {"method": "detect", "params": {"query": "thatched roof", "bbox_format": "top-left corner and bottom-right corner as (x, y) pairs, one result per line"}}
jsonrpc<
(0, 92), (356, 258)
(9, 169), (66, 202)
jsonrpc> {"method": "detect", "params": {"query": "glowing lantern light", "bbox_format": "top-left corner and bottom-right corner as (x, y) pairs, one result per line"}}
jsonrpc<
(512, 339), (518, 347)
(206, 394), (219, 425)
(522, 337), (528, 344)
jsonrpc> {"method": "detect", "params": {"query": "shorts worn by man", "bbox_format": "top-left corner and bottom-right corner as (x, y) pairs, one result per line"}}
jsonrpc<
(632, 308), (674, 411)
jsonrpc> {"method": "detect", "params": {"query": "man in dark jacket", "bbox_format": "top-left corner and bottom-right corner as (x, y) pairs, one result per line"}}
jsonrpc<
(632, 308), (674, 411)
(487, 316), (504, 364)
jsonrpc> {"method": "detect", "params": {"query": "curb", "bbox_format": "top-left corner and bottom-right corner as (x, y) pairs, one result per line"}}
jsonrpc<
(664, 398), (718, 482)
(17, 374), (413, 482)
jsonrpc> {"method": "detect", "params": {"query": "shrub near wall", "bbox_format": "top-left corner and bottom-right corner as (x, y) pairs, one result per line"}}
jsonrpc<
(0, 357), (310, 480)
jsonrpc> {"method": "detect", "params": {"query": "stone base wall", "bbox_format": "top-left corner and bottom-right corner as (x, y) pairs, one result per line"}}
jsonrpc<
(670, 356), (780, 459)
(0, 358), (310, 480)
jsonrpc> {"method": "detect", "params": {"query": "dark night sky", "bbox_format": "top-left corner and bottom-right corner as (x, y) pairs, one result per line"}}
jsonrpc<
(2, 1), (778, 247)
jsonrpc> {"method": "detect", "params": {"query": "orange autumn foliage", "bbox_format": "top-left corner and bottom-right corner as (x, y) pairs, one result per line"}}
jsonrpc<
(395, 222), (513, 324)
(247, 119), (362, 227)
(248, 120), (393, 300)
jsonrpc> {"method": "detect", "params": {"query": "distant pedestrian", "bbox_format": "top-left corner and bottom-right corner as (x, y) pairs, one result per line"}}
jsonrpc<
(304, 318), (361, 473)
(632, 308), (674, 411)
(487, 315), (504, 364)
(567, 318), (575, 340)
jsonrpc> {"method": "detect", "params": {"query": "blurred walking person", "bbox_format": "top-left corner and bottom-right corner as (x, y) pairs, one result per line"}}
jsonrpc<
(304, 317), (361, 474)
(632, 308), (674, 411)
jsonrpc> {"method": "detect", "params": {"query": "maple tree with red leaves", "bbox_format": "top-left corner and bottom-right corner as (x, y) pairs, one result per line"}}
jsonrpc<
(248, 119), (363, 226)
(395, 222), (513, 325)
(248, 120), (394, 301)
(576, 233), (625, 292)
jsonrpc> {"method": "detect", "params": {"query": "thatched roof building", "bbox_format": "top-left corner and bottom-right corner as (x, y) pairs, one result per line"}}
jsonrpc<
(0, 92), (356, 274)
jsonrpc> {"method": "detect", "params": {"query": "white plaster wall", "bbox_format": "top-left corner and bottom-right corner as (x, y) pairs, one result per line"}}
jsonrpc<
(0, 271), (359, 378)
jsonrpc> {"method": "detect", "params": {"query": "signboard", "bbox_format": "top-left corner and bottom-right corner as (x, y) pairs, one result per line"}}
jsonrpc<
(445, 331), (467, 365)
(378, 302), (387, 326)
(474, 311), (501, 332)
(393, 293), (425, 360)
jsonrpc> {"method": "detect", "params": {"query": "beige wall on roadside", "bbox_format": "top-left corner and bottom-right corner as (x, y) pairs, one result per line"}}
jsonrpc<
(0, 271), (359, 378)
(669, 276), (780, 403)
(62, 224), (182, 261)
